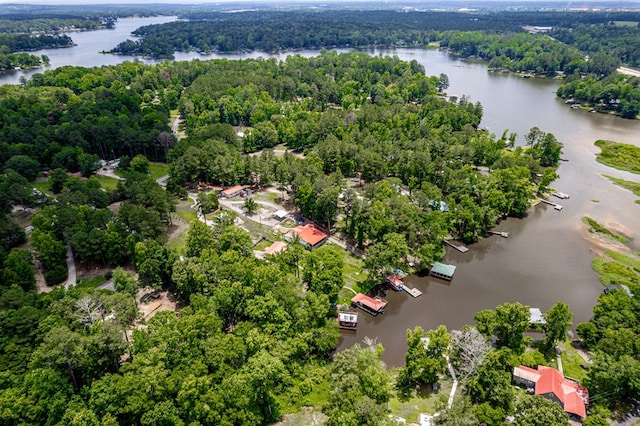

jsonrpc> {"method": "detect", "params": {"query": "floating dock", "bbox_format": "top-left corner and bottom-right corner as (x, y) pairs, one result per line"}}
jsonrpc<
(552, 192), (570, 200)
(403, 285), (422, 298)
(443, 239), (469, 253)
(488, 230), (509, 238)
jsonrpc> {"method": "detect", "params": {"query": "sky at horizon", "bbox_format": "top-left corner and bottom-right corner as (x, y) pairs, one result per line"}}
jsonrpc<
(0, 0), (623, 3)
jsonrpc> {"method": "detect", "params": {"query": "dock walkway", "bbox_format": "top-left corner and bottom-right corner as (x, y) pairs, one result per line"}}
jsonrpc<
(488, 230), (509, 238)
(539, 199), (563, 210)
(443, 239), (469, 253)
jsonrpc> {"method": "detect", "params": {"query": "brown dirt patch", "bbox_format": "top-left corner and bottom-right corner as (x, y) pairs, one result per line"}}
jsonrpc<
(137, 288), (180, 320)
(581, 221), (632, 257)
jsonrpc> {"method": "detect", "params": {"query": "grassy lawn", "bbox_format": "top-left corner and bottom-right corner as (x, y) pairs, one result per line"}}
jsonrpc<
(75, 276), (106, 290)
(175, 200), (197, 223)
(254, 239), (273, 250)
(167, 225), (188, 255)
(149, 163), (170, 181)
(32, 178), (51, 194)
(388, 379), (451, 421)
(338, 248), (367, 305)
(592, 252), (640, 287)
(176, 210), (197, 223)
(557, 342), (589, 384)
(90, 175), (120, 191)
(595, 140), (640, 174)
(253, 191), (280, 204)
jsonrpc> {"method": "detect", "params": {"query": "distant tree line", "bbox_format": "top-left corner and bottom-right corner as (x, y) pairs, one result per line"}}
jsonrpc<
(109, 10), (640, 77)
(557, 73), (640, 119)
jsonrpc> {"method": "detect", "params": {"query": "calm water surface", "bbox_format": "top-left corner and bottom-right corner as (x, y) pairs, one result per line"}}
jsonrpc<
(2, 19), (640, 367)
(339, 48), (640, 366)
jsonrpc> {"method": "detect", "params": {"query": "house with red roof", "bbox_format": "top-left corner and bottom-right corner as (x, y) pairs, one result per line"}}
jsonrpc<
(264, 241), (287, 256)
(219, 185), (248, 198)
(513, 365), (589, 421)
(287, 224), (328, 250)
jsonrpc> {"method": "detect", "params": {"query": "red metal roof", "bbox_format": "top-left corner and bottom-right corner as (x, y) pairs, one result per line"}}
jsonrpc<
(351, 293), (388, 312)
(516, 365), (587, 419)
(221, 185), (246, 196)
(386, 274), (404, 289)
(293, 224), (328, 247)
(264, 241), (287, 255)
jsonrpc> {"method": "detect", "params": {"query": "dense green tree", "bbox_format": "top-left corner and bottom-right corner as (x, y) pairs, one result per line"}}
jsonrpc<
(196, 191), (219, 215)
(243, 197), (258, 215)
(302, 244), (344, 304)
(474, 302), (531, 354)
(3, 155), (40, 181)
(400, 325), (451, 388)
(325, 341), (392, 424)
(542, 301), (572, 351)
(364, 232), (409, 280)
(513, 394), (569, 426)
(111, 267), (138, 298)
(1, 249), (35, 291)
(30, 326), (88, 390)
(185, 220), (216, 258)
(435, 395), (479, 426)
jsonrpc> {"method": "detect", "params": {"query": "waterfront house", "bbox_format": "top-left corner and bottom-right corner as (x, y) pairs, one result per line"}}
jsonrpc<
(513, 365), (588, 421)
(351, 293), (388, 315)
(430, 262), (456, 281)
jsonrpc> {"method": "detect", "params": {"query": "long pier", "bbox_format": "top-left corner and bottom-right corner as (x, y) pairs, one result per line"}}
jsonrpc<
(539, 199), (563, 210)
(444, 239), (469, 253)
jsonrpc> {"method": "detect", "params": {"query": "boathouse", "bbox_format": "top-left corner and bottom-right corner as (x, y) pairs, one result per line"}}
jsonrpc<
(386, 273), (404, 291)
(337, 311), (358, 330)
(430, 262), (456, 281)
(513, 365), (588, 421)
(351, 293), (388, 315)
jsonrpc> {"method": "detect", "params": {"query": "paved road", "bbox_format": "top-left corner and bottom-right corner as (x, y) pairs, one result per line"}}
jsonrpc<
(64, 243), (76, 290)
(618, 66), (640, 78)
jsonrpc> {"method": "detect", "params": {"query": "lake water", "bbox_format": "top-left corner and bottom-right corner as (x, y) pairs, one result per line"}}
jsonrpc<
(3, 17), (640, 367)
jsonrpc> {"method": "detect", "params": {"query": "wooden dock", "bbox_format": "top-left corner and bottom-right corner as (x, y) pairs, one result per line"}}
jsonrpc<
(403, 285), (422, 298)
(539, 199), (563, 210)
(444, 239), (469, 253)
(488, 230), (509, 238)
